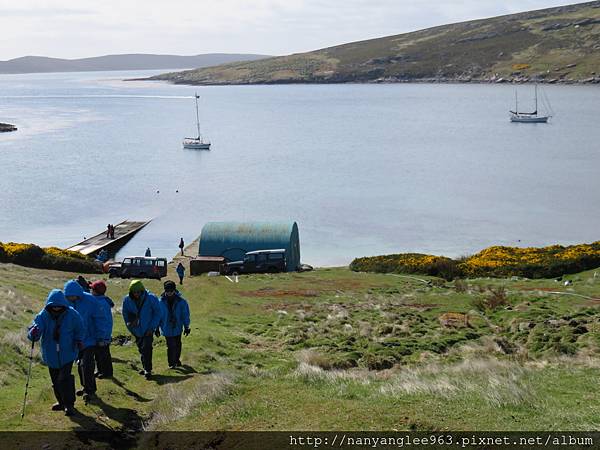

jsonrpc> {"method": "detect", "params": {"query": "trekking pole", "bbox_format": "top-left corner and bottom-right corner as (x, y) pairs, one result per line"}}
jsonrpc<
(21, 340), (35, 419)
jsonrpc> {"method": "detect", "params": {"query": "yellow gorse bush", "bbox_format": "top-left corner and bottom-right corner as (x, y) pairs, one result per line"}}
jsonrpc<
(351, 241), (600, 279)
(460, 241), (600, 276)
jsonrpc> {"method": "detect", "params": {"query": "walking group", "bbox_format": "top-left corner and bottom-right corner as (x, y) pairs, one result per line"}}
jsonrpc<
(26, 277), (190, 416)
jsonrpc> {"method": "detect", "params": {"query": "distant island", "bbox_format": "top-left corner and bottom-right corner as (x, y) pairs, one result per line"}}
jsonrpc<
(0, 53), (271, 75)
(0, 123), (17, 132)
(150, 1), (600, 85)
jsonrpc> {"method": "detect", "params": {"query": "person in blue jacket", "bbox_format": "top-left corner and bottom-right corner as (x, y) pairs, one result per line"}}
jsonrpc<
(122, 279), (161, 379)
(90, 280), (114, 379)
(28, 289), (84, 416)
(158, 280), (191, 368)
(176, 262), (185, 285)
(64, 279), (107, 402)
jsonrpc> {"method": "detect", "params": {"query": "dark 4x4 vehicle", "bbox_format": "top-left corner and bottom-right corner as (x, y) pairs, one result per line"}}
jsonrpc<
(108, 257), (167, 280)
(221, 249), (286, 275)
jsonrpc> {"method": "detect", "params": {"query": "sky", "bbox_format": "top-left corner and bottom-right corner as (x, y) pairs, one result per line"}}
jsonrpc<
(0, 0), (582, 60)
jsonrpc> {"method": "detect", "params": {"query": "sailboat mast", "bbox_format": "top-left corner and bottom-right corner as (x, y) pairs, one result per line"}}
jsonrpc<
(515, 90), (518, 114)
(195, 93), (201, 139)
(534, 84), (538, 114)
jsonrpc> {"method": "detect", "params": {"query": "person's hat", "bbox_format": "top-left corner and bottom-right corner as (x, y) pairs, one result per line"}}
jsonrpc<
(163, 280), (176, 292)
(129, 279), (145, 294)
(90, 280), (107, 295)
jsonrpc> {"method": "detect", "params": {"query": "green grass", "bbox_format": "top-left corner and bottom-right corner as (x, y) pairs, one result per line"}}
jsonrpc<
(152, 1), (600, 85)
(2, 261), (600, 441)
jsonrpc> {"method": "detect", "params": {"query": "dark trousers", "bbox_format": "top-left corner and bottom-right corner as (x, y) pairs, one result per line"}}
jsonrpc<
(49, 361), (76, 407)
(94, 344), (113, 377)
(178, 275), (184, 285)
(166, 335), (182, 366)
(135, 335), (153, 372)
(77, 347), (97, 394)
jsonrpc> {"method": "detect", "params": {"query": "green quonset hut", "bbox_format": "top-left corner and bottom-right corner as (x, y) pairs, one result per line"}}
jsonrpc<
(198, 222), (301, 272)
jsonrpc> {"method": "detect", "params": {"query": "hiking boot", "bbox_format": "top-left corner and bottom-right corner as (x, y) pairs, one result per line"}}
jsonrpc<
(76, 389), (84, 397)
(176, 361), (182, 367)
(168, 364), (176, 369)
(144, 371), (152, 380)
(51, 403), (64, 411)
(138, 369), (146, 375)
(82, 392), (97, 403)
(64, 406), (75, 416)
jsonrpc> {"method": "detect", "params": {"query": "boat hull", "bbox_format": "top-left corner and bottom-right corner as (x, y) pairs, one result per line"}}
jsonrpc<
(510, 115), (549, 123)
(182, 139), (211, 150)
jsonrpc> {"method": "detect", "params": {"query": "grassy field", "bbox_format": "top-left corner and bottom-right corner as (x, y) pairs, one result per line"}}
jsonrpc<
(152, 1), (600, 85)
(2, 259), (600, 440)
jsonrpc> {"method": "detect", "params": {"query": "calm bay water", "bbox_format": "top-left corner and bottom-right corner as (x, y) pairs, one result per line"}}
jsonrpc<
(1, 70), (600, 266)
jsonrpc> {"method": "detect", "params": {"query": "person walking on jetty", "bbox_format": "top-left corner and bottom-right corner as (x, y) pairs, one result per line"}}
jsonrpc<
(178, 238), (185, 256)
(110, 224), (115, 239)
(64, 280), (106, 402)
(158, 280), (191, 369)
(122, 280), (161, 379)
(176, 262), (185, 285)
(27, 289), (84, 416)
(90, 280), (114, 379)
(106, 224), (111, 239)
(145, 247), (152, 257)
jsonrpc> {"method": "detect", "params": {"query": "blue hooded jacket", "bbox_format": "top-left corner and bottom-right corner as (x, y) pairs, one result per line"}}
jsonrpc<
(93, 294), (114, 342)
(64, 280), (107, 349)
(27, 289), (84, 368)
(158, 291), (191, 337)
(122, 290), (161, 337)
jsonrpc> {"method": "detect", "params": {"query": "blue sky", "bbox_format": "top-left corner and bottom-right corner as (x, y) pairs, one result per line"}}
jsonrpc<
(0, 0), (580, 59)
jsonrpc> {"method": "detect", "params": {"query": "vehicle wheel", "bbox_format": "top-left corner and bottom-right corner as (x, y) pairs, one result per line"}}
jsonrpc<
(139, 273), (147, 279)
(267, 266), (278, 273)
(108, 271), (116, 279)
(231, 271), (240, 276)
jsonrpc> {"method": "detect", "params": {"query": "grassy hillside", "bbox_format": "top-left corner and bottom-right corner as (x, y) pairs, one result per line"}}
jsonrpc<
(2, 258), (600, 445)
(152, 1), (600, 85)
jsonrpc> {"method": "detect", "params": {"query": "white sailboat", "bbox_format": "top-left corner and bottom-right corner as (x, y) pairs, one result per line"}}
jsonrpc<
(183, 93), (211, 150)
(510, 84), (551, 123)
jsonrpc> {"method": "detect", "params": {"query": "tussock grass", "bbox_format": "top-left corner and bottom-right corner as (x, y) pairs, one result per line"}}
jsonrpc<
(380, 358), (536, 407)
(293, 350), (372, 383)
(144, 373), (234, 430)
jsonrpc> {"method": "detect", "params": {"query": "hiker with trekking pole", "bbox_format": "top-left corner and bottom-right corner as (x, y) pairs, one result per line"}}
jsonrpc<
(26, 289), (84, 416)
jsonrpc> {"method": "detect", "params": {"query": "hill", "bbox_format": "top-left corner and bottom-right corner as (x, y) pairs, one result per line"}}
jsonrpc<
(2, 259), (600, 443)
(151, 1), (600, 85)
(0, 53), (271, 75)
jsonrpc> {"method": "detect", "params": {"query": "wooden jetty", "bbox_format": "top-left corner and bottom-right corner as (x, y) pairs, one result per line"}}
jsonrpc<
(67, 220), (151, 256)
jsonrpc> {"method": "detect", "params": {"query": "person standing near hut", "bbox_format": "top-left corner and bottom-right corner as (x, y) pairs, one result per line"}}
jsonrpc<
(178, 238), (185, 256)
(90, 280), (114, 379)
(122, 280), (161, 379)
(27, 289), (84, 416)
(176, 262), (185, 285)
(157, 280), (191, 368)
(64, 280), (106, 402)
(145, 247), (152, 257)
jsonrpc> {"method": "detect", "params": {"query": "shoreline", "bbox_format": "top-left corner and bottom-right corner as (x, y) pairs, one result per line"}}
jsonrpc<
(132, 76), (600, 87)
